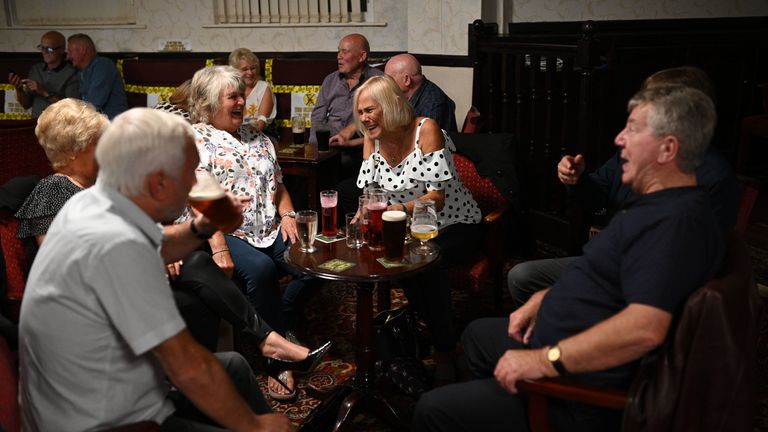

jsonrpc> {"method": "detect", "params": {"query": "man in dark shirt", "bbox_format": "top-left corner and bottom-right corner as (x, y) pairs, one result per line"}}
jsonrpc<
(413, 85), (725, 431)
(309, 33), (384, 176)
(7, 31), (79, 118)
(507, 66), (739, 307)
(384, 53), (457, 132)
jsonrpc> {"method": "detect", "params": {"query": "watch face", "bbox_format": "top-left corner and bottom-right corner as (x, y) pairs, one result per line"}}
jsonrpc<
(547, 346), (561, 362)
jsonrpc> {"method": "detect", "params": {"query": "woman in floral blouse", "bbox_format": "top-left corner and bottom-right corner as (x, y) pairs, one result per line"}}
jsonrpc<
(188, 66), (319, 401)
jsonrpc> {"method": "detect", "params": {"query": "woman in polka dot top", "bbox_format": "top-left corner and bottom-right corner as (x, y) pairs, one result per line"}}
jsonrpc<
(354, 75), (482, 380)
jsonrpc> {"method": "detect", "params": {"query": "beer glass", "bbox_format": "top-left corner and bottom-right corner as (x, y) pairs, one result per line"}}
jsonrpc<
(296, 210), (318, 253)
(314, 121), (331, 152)
(366, 188), (387, 251)
(320, 190), (338, 237)
(188, 171), (243, 233)
(382, 210), (407, 262)
(345, 212), (364, 249)
(292, 114), (305, 145)
(411, 199), (438, 255)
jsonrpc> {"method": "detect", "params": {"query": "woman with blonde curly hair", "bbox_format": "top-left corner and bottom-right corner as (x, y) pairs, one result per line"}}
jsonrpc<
(228, 48), (276, 134)
(16, 98), (109, 244)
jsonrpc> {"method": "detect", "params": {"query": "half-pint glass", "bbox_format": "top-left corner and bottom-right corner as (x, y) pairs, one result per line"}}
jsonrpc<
(296, 210), (318, 253)
(320, 190), (338, 237)
(366, 189), (387, 251)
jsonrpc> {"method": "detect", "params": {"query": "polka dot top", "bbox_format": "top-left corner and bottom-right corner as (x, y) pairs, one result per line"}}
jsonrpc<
(356, 118), (481, 229)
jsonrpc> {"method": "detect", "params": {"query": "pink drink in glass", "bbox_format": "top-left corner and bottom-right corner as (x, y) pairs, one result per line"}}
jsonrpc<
(367, 201), (387, 251)
(320, 191), (338, 237)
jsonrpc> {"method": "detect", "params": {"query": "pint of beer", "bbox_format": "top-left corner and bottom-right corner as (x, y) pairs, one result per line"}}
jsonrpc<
(382, 210), (407, 262)
(188, 171), (243, 233)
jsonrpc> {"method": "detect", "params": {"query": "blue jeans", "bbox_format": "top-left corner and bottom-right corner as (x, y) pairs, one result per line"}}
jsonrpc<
(225, 233), (320, 334)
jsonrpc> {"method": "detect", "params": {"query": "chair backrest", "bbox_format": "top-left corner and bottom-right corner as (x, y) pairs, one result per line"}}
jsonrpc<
(0, 216), (30, 322)
(0, 127), (53, 185)
(461, 106), (482, 134)
(453, 152), (507, 217)
(624, 232), (758, 431)
(735, 176), (759, 234)
(0, 334), (19, 432)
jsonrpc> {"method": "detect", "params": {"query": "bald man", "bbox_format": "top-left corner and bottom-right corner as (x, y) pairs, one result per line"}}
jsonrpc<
(385, 53), (457, 132)
(8, 31), (79, 118)
(310, 33), (384, 176)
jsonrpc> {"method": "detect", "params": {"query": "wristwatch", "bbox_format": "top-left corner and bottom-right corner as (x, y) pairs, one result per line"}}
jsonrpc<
(546, 344), (568, 375)
(280, 210), (296, 219)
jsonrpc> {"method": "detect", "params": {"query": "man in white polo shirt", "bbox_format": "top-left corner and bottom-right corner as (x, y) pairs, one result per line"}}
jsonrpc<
(19, 108), (293, 432)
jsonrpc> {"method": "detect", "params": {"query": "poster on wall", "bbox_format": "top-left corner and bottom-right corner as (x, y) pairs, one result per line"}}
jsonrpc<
(291, 92), (316, 126)
(4, 89), (31, 115)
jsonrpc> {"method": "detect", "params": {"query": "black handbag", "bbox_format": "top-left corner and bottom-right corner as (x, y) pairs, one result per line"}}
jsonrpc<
(373, 306), (432, 397)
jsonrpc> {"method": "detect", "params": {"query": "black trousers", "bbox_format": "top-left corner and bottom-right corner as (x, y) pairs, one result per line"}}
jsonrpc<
(399, 222), (481, 353)
(412, 318), (622, 431)
(161, 352), (271, 431)
(171, 250), (273, 352)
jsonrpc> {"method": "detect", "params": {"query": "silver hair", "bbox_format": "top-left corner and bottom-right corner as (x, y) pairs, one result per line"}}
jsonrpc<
(628, 85), (716, 174)
(189, 65), (245, 124)
(96, 108), (195, 197)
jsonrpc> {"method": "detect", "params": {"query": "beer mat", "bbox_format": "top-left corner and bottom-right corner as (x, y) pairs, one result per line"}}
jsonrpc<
(315, 233), (345, 243)
(377, 257), (409, 268)
(318, 259), (356, 272)
(278, 146), (304, 155)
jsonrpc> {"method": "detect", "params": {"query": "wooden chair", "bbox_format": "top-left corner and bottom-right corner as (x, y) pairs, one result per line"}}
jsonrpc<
(449, 152), (509, 313)
(461, 106), (482, 134)
(735, 175), (760, 234)
(519, 231), (758, 432)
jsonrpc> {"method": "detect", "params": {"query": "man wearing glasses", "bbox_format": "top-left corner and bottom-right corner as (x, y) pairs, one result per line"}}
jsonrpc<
(67, 33), (128, 119)
(7, 31), (79, 118)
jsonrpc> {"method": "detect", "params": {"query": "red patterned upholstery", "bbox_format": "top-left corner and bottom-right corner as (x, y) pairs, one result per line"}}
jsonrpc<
(0, 335), (20, 432)
(0, 216), (28, 322)
(449, 153), (508, 310)
(0, 126), (53, 185)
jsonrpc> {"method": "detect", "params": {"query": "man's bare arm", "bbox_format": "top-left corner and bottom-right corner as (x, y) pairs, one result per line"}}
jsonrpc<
(495, 303), (671, 394)
(152, 330), (293, 431)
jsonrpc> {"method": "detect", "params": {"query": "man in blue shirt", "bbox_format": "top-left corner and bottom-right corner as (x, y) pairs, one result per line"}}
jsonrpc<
(385, 53), (457, 132)
(66, 33), (128, 119)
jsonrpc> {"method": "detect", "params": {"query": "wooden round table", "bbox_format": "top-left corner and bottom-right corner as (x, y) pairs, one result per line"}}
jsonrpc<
(285, 239), (439, 431)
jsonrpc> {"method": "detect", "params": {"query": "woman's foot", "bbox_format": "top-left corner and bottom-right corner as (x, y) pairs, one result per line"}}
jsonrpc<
(268, 371), (297, 401)
(260, 331), (310, 361)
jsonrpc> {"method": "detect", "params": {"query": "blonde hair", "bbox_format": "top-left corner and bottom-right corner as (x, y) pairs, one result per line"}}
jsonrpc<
(35, 98), (109, 170)
(169, 79), (192, 109)
(228, 48), (261, 80)
(189, 66), (245, 124)
(353, 75), (413, 134)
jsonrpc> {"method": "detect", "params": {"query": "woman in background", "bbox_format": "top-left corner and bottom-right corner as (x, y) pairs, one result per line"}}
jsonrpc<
(229, 48), (277, 135)
(154, 79), (192, 121)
